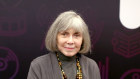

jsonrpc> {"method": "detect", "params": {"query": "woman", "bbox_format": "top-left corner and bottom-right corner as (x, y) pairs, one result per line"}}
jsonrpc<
(27, 10), (101, 79)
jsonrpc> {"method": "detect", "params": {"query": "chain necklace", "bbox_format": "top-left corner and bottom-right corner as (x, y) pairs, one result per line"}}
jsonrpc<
(56, 52), (82, 79)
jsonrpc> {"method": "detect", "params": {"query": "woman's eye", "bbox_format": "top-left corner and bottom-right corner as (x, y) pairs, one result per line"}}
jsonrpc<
(74, 34), (78, 37)
(61, 32), (68, 36)
(63, 33), (66, 36)
(74, 34), (80, 37)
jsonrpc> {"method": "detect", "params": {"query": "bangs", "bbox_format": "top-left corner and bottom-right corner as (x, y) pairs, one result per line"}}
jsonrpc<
(58, 17), (84, 33)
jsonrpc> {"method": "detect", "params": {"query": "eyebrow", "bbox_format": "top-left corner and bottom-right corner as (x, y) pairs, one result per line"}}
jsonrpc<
(74, 32), (81, 34)
(59, 29), (82, 34)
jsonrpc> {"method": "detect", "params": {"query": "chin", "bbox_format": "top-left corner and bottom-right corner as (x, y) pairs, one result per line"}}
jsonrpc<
(63, 52), (77, 57)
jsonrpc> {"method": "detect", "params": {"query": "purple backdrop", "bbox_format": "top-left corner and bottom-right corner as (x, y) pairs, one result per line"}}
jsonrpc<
(0, 0), (140, 79)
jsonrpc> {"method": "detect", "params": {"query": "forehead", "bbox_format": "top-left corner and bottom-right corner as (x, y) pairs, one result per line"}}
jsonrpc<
(61, 28), (82, 33)
(57, 17), (85, 34)
(58, 21), (84, 33)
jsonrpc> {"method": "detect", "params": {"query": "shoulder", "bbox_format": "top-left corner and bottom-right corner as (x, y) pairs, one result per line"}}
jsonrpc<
(81, 55), (97, 64)
(81, 55), (99, 68)
(30, 53), (52, 67)
(80, 55), (101, 78)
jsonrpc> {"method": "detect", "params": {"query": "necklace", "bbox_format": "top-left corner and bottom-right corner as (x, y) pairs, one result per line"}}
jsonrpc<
(56, 52), (82, 79)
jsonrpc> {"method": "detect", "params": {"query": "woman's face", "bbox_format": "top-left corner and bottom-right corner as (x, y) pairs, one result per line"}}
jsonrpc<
(57, 28), (83, 57)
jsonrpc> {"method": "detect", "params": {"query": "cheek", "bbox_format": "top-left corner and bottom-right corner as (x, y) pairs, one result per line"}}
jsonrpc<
(57, 40), (61, 46)
(76, 39), (83, 47)
(57, 38), (65, 46)
(57, 36), (61, 45)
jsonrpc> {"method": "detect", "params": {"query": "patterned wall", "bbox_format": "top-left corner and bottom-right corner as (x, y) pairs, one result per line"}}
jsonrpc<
(0, 0), (140, 79)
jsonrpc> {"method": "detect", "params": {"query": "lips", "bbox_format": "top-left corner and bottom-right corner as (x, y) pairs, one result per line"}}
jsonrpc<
(64, 47), (74, 50)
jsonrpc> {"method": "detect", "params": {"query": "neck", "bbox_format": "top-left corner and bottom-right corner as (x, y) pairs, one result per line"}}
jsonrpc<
(57, 52), (76, 61)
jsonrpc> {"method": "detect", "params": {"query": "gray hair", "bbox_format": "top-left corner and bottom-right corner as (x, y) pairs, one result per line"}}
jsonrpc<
(45, 10), (91, 54)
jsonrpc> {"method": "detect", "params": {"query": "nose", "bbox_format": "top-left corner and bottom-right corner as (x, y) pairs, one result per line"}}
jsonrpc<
(67, 36), (74, 44)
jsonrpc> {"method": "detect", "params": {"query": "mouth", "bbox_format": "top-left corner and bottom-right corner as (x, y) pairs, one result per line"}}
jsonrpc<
(64, 47), (74, 50)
